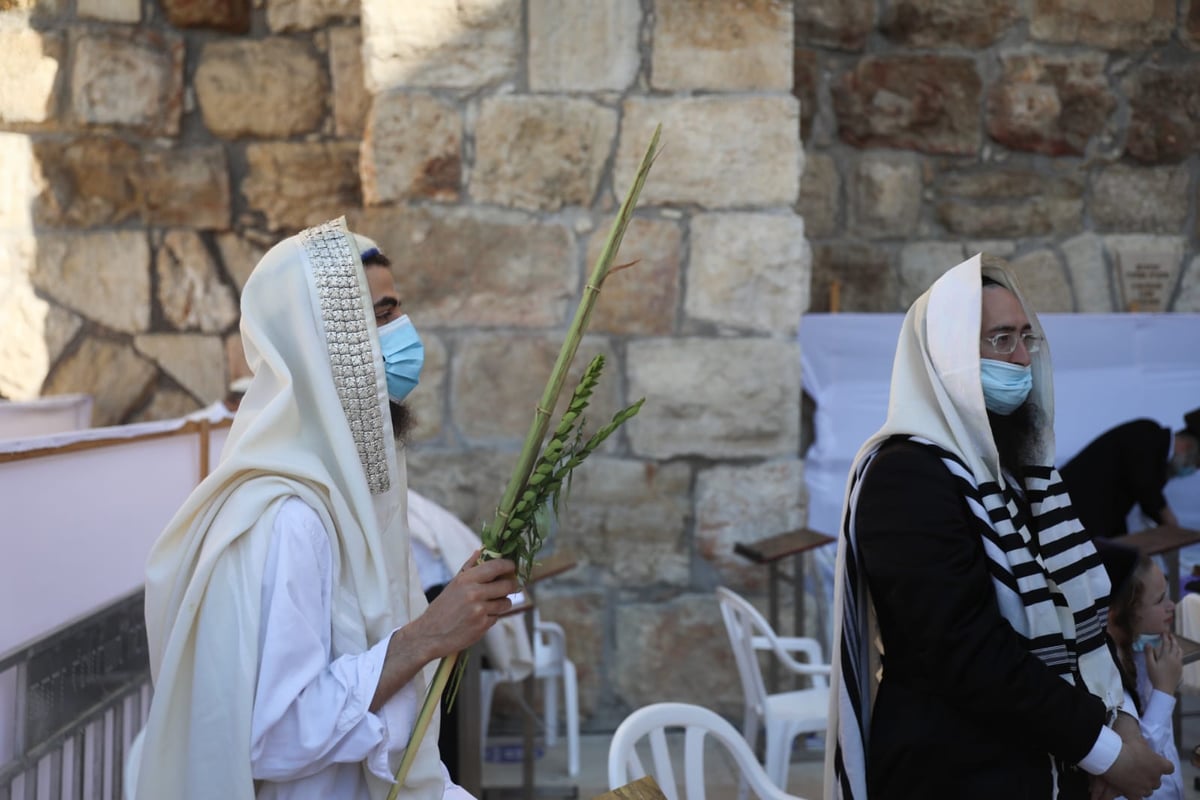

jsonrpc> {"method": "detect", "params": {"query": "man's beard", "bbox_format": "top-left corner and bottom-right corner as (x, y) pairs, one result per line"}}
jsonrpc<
(390, 401), (414, 442)
(988, 402), (1045, 477)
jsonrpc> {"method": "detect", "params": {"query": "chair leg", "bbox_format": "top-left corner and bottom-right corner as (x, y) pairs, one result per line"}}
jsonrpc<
(479, 671), (498, 763)
(563, 660), (579, 777)
(543, 674), (559, 747)
(763, 727), (793, 793)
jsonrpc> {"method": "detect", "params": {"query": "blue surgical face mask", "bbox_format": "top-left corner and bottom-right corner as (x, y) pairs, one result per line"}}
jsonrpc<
(980, 358), (1032, 415)
(1132, 633), (1162, 653)
(378, 315), (424, 404)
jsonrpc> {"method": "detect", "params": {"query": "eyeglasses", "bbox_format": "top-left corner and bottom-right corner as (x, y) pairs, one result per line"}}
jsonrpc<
(981, 332), (1042, 355)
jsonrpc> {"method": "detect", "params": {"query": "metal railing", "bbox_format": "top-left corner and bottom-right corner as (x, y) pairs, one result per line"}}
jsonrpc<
(0, 591), (151, 800)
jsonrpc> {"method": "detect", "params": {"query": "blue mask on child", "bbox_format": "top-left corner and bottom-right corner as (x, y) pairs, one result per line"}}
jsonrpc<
(378, 315), (424, 404)
(980, 359), (1032, 415)
(1132, 633), (1162, 653)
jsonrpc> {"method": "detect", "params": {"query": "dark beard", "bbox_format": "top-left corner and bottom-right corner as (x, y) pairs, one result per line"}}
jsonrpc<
(389, 401), (414, 442)
(987, 402), (1044, 478)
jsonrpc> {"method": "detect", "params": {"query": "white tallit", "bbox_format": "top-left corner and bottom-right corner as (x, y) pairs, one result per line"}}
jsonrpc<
(129, 218), (443, 800)
(824, 254), (1125, 799)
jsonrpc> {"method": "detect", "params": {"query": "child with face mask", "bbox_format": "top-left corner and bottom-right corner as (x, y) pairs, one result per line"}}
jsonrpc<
(1103, 543), (1185, 800)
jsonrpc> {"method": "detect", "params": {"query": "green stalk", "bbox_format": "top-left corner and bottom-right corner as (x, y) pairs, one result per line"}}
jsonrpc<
(388, 125), (661, 797)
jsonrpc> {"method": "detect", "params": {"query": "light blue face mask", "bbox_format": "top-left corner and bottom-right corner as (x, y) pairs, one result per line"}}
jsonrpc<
(1132, 633), (1162, 653)
(980, 358), (1032, 415)
(378, 314), (424, 404)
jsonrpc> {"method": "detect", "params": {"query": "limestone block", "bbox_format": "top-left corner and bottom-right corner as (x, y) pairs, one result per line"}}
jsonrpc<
(404, 447), (520, 532)
(134, 334), (226, 403)
(215, 232), (269, 291)
(794, 0), (874, 50)
(0, 135), (38, 231)
(585, 216), (682, 336)
(1104, 235), (1185, 312)
(1124, 64), (1200, 164)
(651, 0), (791, 91)
(898, 241), (968, 307)
(361, 0), (519, 91)
(268, 0), (357, 31)
(934, 167), (1084, 238)
(1031, 0), (1174, 49)
(1061, 233), (1116, 312)
(405, 331), (445, 443)
(33, 232), (151, 333)
(346, 206), (574, 328)
(0, 282), (81, 400)
(31, 137), (141, 228)
(70, 30), (183, 135)
(1009, 249), (1072, 312)
(528, 0), (640, 91)
(685, 212), (810, 335)
(615, 594), (742, 717)
(42, 338), (157, 426)
(130, 388), (201, 423)
(162, 0), (251, 32)
(797, 152), (840, 239)
(1187, 0), (1200, 48)
(527, 589), (606, 716)
(695, 459), (807, 589)
(242, 142), (361, 232)
(557, 457), (692, 588)
(156, 231), (239, 333)
(472, 96), (616, 212)
(810, 241), (898, 312)
(794, 48), (818, 140)
(361, 90), (461, 204)
(986, 53), (1114, 156)
(615, 96), (801, 208)
(330, 26), (369, 138)
(849, 153), (921, 237)
(834, 55), (981, 156)
(1091, 165), (1189, 233)
(0, 28), (60, 123)
(138, 145), (231, 230)
(1175, 256), (1200, 312)
(77, 0), (139, 22)
(195, 39), (326, 138)
(224, 332), (250, 384)
(881, 0), (1018, 46)
(450, 335), (619, 443)
(626, 338), (800, 459)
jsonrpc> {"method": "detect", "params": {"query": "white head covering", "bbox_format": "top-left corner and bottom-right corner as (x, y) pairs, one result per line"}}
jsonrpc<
(131, 218), (442, 800)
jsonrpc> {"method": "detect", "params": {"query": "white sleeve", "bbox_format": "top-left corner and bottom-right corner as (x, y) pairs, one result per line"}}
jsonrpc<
(1137, 689), (1177, 763)
(249, 497), (421, 783)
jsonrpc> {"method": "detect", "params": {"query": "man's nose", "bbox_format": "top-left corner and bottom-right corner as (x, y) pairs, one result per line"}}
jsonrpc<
(1011, 339), (1032, 367)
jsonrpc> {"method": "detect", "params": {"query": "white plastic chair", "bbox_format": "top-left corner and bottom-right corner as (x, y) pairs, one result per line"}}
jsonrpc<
(716, 587), (831, 792)
(480, 607), (580, 776)
(607, 702), (808, 800)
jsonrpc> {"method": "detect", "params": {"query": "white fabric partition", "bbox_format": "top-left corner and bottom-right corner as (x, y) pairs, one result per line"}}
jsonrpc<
(0, 394), (93, 442)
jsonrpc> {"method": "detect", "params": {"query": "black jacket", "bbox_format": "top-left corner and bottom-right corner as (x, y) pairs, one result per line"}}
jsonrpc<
(856, 440), (1107, 799)
(1060, 420), (1171, 539)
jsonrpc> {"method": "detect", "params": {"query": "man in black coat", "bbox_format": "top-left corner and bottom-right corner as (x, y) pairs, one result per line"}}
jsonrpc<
(1061, 409), (1200, 539)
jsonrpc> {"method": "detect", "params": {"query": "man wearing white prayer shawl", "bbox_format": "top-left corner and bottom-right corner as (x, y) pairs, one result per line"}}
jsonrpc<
(825, 254), (1173, 800)
(126, 218), (519, 800)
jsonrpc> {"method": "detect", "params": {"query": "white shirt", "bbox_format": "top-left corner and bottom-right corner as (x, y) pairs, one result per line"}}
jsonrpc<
(251, 497), (471, 800)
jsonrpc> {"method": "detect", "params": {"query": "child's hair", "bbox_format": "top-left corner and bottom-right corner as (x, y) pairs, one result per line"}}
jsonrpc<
(1108, 552), (1155, 714)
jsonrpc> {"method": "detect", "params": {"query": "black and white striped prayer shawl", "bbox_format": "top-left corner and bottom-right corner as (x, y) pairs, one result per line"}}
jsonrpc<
(831, 435), (1118, 800)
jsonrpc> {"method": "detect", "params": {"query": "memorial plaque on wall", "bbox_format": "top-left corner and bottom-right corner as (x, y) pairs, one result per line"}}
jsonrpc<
(1112, 240), (1183, 312)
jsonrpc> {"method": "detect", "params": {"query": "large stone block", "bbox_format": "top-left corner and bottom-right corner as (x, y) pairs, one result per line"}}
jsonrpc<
(1030, 0), (1174, 49)
(626, 338), (801, 459)
(810, 241), (898, 312)
(130, 388), (201, 423)
(556, 457), (692, 588)
(134, 333), (226, 403)
(0, 28), (60, 124)
(652, 0), (791, 91)
(347, 206), (574, 328)
(797, 152), (840, 239)
(685, 212), (810, 335)
(1104, 234), (1185, 312)
(986, 53), (1114, 156)
(268, 0), (357, 31)
(1124, 64), (1200, 164)
(528, 0), (640, 92)
(848, 153), (921, 237)
(0, 135), (38, 231)
(528, 588), (606, 718)
(243, 142), (361, 232)
(70, 30), (184, 135)
(157, 231), (239, 334)
(404, 447), (520, 532)
(833, 56), (981, 156)
(615, 96), (801, 208)
(329, 26), (369, 138)
(77, 0), (139, 21)
(33, 232), (151, 333)
(450, 335), (620, 444)
(615, 594), (742, 717)
(898, 241), (969, 307)
(794, 48), (818, 141)
(42, 337), (157, 426)
(473, 96), (617, 212)
(361, 90), (460, 204)
(1009, 249), (1072, 312)
(162, 0), (251, 32)
(361, 0), (519, 91)
(195, 39), (326, 138)
(405, 331), (445, 443)
(934, 167), (1084, 238)
(695, 459), (807, 589)
(138, 145), (231, 230)
(215, 231), (270, 292)
(881, 0), (1018, 46)
(32, 137), (140, 227)
(1187, 0), (1200, 47)
(1061, 233), (1116, 312)
(1091, 165), (1189, 233)
(0, 280), (82, 401)
(586, 216), (682, 336)
(794, 0), (874, 50)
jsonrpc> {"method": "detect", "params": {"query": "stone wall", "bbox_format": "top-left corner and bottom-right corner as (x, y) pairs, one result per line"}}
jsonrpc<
(796, 0), (1200, 314)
